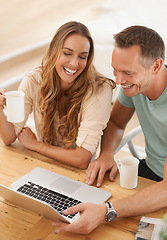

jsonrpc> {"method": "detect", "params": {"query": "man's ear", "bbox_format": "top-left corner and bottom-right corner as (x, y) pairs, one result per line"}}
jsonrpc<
(152, 58), (163, 75)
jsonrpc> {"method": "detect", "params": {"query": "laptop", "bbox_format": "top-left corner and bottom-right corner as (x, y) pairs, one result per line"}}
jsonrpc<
(0, 167), (111, 223)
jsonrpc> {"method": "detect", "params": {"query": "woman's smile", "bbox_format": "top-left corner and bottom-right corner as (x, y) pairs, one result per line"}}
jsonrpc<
(63, 66), (77, 75)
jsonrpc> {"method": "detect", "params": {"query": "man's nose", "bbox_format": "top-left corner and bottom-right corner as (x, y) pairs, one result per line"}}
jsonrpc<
(115, 73), (125, 85)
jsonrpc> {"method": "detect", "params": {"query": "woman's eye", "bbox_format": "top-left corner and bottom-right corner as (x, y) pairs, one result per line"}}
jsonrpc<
(63, 51), (87, 60)
(79, 56), (86, 60)
(64, 52), (71, 56)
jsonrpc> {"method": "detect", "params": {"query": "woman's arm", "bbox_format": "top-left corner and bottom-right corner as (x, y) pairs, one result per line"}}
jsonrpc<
(76, 82), (113, 157)
(18, 127), (92, 169)
(0, 90), (17, 145)
(18, 83), (113, 169)
(0, 72), (37, 145)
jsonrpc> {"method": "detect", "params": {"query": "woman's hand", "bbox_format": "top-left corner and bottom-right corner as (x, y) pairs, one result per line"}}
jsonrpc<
(52, 203), (107, 235)
(0, 89), (6, 109)
(18, 127), (37, 150)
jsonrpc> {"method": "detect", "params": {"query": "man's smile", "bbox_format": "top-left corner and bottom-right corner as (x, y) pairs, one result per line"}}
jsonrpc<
(122, 84), (135, 89)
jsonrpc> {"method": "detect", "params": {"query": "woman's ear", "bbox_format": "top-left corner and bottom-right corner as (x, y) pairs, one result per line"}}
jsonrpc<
(152, 58), (163, 75)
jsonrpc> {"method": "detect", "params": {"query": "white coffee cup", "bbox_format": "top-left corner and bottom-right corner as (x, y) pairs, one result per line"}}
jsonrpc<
(5, 91), (25, 123)
(117, 156), (139, 189)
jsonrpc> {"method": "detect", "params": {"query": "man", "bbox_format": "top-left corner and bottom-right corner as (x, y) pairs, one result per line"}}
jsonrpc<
(52, 25), (167, 234)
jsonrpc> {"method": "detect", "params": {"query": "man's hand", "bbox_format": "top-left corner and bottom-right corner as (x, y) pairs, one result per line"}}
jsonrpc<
(52, 203), (107, 235)
(86, 152), (118, 187)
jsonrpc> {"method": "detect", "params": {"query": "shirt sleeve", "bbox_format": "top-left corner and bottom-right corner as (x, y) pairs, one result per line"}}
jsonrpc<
(76, 82), (113, 155)
(13, 71), (39, 136)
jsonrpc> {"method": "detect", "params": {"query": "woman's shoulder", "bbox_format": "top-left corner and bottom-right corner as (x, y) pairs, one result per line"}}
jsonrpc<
(100, 78), (115, 89)
(19, 67), (42, 93)
(25, 67), (42, 85)
(94, 77), (115, 96)
(83, 79), (113, 104)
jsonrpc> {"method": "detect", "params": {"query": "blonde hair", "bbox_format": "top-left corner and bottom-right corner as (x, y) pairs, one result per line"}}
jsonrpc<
(39, 21), (115, 148)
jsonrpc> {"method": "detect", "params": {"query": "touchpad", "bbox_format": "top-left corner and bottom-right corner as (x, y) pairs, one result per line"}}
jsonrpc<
(50, 177), (81, 194)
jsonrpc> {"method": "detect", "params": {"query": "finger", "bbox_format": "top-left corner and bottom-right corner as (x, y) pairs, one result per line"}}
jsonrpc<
(0, 95), (6, 107)
(0, 95), (6, 100)
(53, 221), (70, 233)
(53, 218), (85, 234)
(0, 89), (6, 95)
(96, 167), (107, 187)
(86, 162), (94, 179)
(85, 163), (94, 182)
(86, 165), (99, 185)
(52, 221), (71, 233)
(63, 203), (85, 216)
(109, 163), (118, 181)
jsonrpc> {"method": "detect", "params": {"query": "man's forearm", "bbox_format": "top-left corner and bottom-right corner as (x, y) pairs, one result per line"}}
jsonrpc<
(113, 179), (167, 218)
(101, 120), (124, 154)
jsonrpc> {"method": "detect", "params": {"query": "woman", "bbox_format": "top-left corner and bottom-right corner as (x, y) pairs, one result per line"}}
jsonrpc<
(0, 21), (115, 169)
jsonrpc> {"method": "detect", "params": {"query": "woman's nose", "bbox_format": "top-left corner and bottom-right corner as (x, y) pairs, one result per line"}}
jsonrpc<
(70, 56), (79, 67)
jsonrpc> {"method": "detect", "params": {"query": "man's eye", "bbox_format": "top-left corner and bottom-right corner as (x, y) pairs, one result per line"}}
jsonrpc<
(125, 72), (133, 76)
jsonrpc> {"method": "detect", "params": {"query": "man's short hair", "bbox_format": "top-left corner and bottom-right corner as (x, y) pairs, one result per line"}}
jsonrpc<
(113, 26), (165, 68)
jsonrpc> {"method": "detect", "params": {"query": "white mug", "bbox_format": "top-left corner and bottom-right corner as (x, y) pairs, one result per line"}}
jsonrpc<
(117, 156), (139, 189)
(5, 91), (25, 123)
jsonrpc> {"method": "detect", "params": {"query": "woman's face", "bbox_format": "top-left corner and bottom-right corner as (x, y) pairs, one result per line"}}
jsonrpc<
(55, 33), (90, 90)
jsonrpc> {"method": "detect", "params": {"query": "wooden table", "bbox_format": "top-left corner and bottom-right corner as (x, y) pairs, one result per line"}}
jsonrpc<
(0, 140), (166, 240)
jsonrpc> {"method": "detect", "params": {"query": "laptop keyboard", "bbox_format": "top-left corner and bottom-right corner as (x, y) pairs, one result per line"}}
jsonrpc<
(17, 181), (82, 219)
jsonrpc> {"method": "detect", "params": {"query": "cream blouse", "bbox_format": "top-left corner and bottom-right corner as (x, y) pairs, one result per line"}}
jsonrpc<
(13, 69), (113, 156)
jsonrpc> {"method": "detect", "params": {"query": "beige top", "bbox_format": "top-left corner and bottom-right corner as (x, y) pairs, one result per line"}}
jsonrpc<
(14, 69), (113, 155)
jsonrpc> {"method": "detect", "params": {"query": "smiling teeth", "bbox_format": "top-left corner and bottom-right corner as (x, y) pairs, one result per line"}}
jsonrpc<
(122, 84), (134, 89)
(64, 67), (77, 75)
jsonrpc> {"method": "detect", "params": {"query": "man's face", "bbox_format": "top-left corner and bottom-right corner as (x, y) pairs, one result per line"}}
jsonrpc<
(112, 45), (152, 97)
